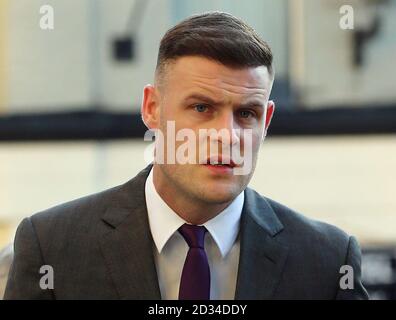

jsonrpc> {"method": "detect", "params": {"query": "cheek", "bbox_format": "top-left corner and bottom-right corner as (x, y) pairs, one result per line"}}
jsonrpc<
(252, 131), (263, 149)
(241, 130), (262, 151)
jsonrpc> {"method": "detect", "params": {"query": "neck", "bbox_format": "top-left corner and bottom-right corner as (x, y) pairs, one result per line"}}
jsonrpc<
(152, 165), (231, 225)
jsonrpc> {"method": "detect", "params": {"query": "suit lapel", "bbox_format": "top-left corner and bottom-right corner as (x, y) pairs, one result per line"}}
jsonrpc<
(235, 188), (289, 299)
(99, 164), (161, 299)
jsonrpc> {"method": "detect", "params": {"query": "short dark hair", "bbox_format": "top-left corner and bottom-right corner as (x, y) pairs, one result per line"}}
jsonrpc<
(155, 11), (274, 84)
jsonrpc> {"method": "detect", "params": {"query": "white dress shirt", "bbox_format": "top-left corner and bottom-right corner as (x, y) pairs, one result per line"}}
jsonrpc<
(145, 166), (244, 300)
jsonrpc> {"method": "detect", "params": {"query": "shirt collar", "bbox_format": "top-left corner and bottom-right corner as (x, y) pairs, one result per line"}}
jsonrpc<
(145, 166), (244, 258)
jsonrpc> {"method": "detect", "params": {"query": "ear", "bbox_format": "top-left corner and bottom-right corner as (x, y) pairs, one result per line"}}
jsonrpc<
(263, 100), (275, 136)
(141, 84), (160, 130)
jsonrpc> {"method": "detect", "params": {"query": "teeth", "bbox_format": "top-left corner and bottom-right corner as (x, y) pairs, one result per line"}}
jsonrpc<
(205, 160), (232, 166)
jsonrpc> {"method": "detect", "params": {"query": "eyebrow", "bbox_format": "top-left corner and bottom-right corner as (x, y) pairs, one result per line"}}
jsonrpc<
(182, 93), (265, 110)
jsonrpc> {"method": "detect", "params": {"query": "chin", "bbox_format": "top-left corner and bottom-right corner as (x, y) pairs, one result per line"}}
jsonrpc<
(199, 186), (241, 204)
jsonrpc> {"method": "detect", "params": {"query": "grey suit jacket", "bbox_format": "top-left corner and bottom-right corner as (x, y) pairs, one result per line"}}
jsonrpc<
(0, 244), (13, 299)
(4, 164), (369, 299)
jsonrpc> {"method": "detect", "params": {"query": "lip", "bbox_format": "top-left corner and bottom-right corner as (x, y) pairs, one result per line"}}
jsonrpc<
(200, 155), (237, 174)
(204, 155), (237, 168)
(201, 163), (234, 174)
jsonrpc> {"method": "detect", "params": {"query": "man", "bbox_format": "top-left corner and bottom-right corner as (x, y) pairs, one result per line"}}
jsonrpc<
(5, 12), (368, 300)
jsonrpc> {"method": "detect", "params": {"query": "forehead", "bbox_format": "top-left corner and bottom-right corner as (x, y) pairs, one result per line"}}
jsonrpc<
(164, 56), (273, 99)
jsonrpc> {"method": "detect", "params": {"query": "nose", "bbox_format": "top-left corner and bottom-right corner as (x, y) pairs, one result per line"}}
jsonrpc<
(212, 110), (240, 147)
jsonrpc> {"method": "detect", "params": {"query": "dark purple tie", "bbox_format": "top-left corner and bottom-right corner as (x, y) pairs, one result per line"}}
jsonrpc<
(178, 224), (210, 300)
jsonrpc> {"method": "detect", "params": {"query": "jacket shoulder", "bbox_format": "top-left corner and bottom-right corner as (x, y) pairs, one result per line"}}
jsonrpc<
(29, 165), (152, 228)
(264, 195), (350, 245)
(30, 183), (124, 227)
(251, 192), (367, 299)
(257, 194), (353, 269)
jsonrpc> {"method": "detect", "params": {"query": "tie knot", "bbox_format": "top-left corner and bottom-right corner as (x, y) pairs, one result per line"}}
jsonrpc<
(178, 224), (207, 249)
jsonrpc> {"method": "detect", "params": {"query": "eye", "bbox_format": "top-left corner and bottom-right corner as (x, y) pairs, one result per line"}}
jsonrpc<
(239, 110), (255, 118)
(194, 104), (209, 113)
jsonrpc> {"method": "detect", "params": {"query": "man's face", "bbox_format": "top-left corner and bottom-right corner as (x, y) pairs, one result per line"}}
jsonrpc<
(145, 56), (274, 205)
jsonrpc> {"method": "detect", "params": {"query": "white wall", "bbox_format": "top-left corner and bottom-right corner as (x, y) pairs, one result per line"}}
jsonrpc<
(7, 0), (92, 111)
(5, 0), (171, 112)
(300, 0), (396, 107)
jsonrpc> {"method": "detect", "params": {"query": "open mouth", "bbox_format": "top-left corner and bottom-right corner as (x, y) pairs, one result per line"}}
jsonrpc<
(206, 163), (234, 167)
(203, 156), (237, 168)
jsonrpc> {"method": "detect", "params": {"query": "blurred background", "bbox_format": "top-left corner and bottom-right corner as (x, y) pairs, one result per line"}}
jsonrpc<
(0, 0), (395, 299)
